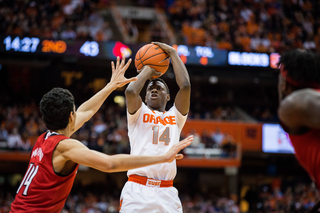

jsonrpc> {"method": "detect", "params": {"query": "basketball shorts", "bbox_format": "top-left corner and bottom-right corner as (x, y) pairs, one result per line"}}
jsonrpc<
(119, 175), (183, 213)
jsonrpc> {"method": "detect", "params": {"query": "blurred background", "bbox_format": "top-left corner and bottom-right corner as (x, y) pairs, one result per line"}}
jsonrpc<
(0, 0), (320, 212)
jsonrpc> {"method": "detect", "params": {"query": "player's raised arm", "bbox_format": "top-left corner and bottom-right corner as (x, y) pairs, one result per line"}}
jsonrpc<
(71, 57), (136, 135)
(56, 135), (193, 173)
(278, 89), (320, 134)
(152, 42), (191, 115)
(125, 66), (161, 114)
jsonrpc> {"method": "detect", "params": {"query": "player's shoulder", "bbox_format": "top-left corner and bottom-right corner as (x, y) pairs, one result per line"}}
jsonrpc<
(284, 88), (320, 107)
(169, 104), (187, 116)
(136, 102), (148, 114)
(291, 88), (319, 97)
(56, 138), (83, 152)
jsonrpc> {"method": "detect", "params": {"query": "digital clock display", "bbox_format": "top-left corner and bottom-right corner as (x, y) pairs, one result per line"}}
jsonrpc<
(4, 36), (40, 53)
(1, 36), (101, 58)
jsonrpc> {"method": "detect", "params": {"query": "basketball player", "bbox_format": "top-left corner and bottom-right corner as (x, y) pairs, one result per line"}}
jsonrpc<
(278, 50), (320, 212)
(120, 42), (191, 212)
(10, 57), (193, 213)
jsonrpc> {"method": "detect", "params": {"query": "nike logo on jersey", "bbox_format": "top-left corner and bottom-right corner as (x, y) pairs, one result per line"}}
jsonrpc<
(143, 114), (176, 125)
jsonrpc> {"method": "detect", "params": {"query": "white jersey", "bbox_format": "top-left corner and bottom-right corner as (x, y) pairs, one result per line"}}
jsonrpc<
(127, 102), (187, 180)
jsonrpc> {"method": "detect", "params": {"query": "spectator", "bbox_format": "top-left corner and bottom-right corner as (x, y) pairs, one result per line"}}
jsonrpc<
(150, 22), (165, 42)
(7, 128), (25, 150)
(0, 123), (8, 142)
(211, 128), (224, 147)
(303, 35), (316, 50)
(61, 24), (76, 40)
(240, 5), (253, 22)
(20, 130), (31, 151)
(93, 116), (107, 134)
(260, 108), (276, 122)
(218, 35), (233, 50)
(221, 133), (237, 158)
(76, 20), (92, 40)
(201, 129), (215, 148)
(125, 19), (139, 43)
(189, 129), (204, 148)
(250, 33), (261, 51)
(95, 22), (113, 42)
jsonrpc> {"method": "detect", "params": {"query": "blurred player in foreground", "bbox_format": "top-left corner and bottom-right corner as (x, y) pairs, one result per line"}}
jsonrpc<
(10, 57), (193, 213)
(278, 50), (320, 212)
(120, 42), (191, 212)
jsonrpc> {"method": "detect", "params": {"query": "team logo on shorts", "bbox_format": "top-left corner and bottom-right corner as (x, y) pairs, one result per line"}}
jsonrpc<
(146, 179), (161, 188)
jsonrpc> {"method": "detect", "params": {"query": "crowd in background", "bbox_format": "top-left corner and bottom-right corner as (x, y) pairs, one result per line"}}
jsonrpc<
(0, 103), (128, 154)
(0, 102), (241, 157)
(189, 105), (276, 123)
(184, 128), (238, 158)
(242, 180), (319, 212)
(188, 105), (238, 121)
(1, 177), (319, 212)
(0, 184), (240, 213)
(0, 0), (113, 42)
(167, 0), (320, 53)
(1, 0), (320, 54)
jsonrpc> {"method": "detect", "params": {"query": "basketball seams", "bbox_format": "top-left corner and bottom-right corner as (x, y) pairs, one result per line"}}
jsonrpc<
(139, 44), (154, 59)
(138, 49), (144, 69)
(136, 52), (168, 68)
(142, 64), (169, 67)
(138, 44), (153, 69)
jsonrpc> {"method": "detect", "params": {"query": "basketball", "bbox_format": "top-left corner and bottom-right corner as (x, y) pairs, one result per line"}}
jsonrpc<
(135, 44), (170, 78)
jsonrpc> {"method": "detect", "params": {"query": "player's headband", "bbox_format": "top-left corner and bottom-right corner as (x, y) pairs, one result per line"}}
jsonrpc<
(279, 64), (320, 88)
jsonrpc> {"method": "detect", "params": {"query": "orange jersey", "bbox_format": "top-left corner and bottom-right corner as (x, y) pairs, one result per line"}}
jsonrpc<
(127, 103), (187, 180)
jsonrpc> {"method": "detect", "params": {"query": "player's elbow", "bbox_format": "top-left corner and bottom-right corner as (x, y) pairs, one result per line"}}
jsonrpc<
(125, 87), (139, 98)
(180, 81), (191, 92)
(179, 79), (191, 89)
(102, 161), (118, 173)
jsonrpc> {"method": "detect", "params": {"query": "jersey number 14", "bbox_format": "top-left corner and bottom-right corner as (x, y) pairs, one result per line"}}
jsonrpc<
(17, 163), (39, 196)
(152, 126), (170, 145)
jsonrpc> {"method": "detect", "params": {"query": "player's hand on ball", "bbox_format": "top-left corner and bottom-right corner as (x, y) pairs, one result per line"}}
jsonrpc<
(164, 135), (193, 163)
(138, 66), (162, 79)
(152, 42), (176, 56)
(110, 56), (137, 88)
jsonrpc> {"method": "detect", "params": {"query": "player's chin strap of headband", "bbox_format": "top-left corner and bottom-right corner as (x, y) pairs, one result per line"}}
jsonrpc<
(280, 64), (320, 89)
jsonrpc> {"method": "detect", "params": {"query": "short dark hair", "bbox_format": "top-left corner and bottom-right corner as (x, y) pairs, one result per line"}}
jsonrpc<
(40, 88), (75, 131)
(279, 50), (320, 88)
(147, 78), (170, 95)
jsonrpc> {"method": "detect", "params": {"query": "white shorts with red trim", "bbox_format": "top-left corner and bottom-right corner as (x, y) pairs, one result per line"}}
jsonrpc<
(119, 176), (183, 213)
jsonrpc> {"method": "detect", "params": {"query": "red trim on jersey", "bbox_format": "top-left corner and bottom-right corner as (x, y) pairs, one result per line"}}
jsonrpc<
(280, 65), (320, 88)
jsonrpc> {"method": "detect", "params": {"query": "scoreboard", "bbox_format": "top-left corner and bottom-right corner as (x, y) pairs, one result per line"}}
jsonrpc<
(0, 36), (229, 67)
(1, 35), (279, 69)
